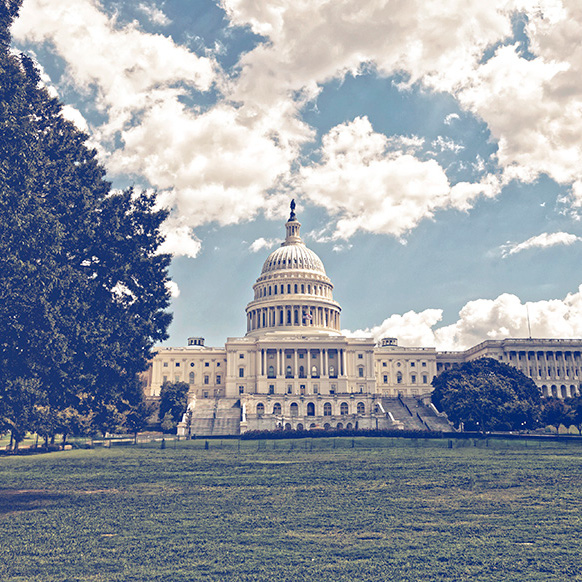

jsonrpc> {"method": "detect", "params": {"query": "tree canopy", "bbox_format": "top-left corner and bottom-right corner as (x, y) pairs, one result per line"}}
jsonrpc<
(159, 381), (189, 433)
(0, 1), (172, 447)
(431, 358), (542, 432)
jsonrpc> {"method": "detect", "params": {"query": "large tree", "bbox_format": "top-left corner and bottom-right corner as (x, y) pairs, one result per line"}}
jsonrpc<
(431, 358), (542, 432)
(0, 1), (172, 448)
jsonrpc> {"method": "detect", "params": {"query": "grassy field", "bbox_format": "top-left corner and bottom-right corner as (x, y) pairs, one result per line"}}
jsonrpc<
(1, 437), (582, 581)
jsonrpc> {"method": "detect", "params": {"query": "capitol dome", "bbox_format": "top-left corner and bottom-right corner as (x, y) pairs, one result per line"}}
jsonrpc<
(260, 242), (326, 276)
(245, 201), (342, 337)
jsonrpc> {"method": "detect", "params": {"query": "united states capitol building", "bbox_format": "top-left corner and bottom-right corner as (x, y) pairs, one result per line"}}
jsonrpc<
(143, 203), (582, 436)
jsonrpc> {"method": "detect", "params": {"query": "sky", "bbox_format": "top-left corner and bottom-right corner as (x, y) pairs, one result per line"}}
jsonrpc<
(10, 0), (582, 351)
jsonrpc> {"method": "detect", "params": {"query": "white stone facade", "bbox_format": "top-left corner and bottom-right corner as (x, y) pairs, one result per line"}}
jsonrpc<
(143, 205), (582, 435)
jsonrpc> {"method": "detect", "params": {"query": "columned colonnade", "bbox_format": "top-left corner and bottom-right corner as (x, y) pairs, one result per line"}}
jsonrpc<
(246, 304), (341, 332)
(253, 347), (347, 378)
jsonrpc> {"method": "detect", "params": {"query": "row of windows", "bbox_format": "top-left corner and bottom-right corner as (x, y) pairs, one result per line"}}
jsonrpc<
(257, 401), (367, 416)
(163, 361), (223, 368)
(381, 361), (428, 368)
(255, 282), (331, 299)
(383, 373), (430, 384)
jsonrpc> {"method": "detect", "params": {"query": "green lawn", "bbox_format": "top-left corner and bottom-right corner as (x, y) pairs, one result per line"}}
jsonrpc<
(1, 437), (582, 581)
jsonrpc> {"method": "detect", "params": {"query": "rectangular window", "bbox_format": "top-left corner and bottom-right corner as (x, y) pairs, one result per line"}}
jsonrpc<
(216, 375), (221, 385)
(422, 362), (427, 367)
(313, 384), (318, 394)
(175, 362), (180, 367)
(163, 362), (168, 368)
(358, 354), (363, 359)
(203, 391), (209, 398)
(382, 362), (387, 367)
(269, 385), (275, 394)
(239, 353), (244, 359)
(330, 384), (336, 395)
(239, 368), (244, 378)
(422, 375), (428, 383)
(383, 375), (388, 383)
(358, 368), (364, 377)
(411, 375), (416, 383)
(239, 386), (244, 394)
(287, 384), (292, 394)
(205, 362), (209, 367)
(299, 353), (304, 359)
(410, 362), (415, 367)
(204, 375), (209, 384)
(162, 376), (167, 383)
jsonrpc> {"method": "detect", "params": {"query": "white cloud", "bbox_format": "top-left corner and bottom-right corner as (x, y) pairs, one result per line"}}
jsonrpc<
(158, 221), (202, 258)
(224, 0), (582, 219)
(431, 136), (464, 154)
(14, 0), (582, 248)
(344, 286), (582, 351)
(165, 280), (181, 298)
(138, 2), (171, 26)
(249, 237), (279, 253)
(299, 117), (500, 238)
(501, 232), (581, 257)
(344, 309), (444, 347)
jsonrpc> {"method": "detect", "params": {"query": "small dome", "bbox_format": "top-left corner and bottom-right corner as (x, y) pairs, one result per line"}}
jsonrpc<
(261, 243), (326, 275)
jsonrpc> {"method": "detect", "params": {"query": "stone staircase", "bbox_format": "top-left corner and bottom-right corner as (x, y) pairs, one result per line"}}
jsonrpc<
(182, 398), (242, 437)
(381, 397), (452, 432)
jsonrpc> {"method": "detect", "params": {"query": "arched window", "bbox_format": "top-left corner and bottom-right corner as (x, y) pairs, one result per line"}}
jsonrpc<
(323, 403), (332, 416)
(294, 310), (299, 324)
(189, 372), (195, 385)
(340, 402), (349, 415)
(396, 371), (402, 384)
(290, 403), (299, 416)
(307, 403), (315, 416)
(358, 366), (364, 378)
(286, 365), (293, 378)
(311, 366), (319, 378)
(297, 423), (304, 431)
(268, 365), (275, 378)
(294, 284), (298, 293)
(329, 366), (336, 378)
(299, 365), (305, 378)
(256, 403), (264, 416)
(287, 310), (291, 324)
(301, 284), (305, 293)
(273, 402), (282, 415)
(357, 402), (365, 414)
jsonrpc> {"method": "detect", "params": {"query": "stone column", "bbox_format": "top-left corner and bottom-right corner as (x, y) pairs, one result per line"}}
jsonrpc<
(323, 349), (328, 377)
(294, 350), (298, 378)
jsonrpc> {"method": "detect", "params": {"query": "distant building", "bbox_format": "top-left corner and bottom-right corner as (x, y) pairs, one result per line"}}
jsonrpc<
(143, 204), (582, 435)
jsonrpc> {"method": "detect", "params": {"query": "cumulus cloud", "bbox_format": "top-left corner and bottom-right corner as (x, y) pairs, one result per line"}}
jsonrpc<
(138, 2), (171, 26)
(165, 280), (181, 299)
(299, 117), (500, 238)
(12, 0), (308, 252)
(14, 0), (582, 250)
(345, 287), (582, 351)
(501, 232), (581, 257)
(225, 0), (582, 217)
(249, 237), (279, 253)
